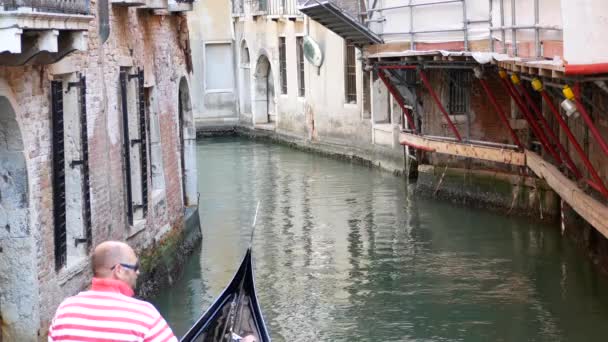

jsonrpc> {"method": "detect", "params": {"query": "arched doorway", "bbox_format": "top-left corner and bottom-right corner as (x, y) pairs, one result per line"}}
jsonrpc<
(240, 40), (252, 115)
(0, 89), (35, 340)
(178, 77), (197, 207)
(253, 54), (275, 126)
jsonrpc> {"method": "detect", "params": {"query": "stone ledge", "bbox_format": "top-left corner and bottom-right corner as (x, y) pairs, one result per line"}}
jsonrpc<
(0, 10), (93, 31)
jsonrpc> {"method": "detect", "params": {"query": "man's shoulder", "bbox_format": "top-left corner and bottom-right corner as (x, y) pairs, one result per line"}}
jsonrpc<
(61, 291), (159, 314)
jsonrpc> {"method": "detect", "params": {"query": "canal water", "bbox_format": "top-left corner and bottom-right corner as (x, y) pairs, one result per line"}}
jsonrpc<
(153, 136), (608, 341)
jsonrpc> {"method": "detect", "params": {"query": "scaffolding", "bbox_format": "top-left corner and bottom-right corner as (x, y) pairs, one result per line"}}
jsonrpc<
(365, 0), (562, 58)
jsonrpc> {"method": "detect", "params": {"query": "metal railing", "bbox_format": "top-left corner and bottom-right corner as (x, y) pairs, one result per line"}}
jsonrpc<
(367, 0), (562, 57)
(233, 0), (244, 14)
(0, 0), (90, 14)
(238, 0), (300, 16)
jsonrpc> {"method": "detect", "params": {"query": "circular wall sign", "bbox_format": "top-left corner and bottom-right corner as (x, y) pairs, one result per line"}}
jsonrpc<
(303, 36), (324, 68)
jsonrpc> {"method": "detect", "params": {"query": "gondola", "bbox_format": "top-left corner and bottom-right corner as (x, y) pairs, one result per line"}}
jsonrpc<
(181, 248), (271, 342)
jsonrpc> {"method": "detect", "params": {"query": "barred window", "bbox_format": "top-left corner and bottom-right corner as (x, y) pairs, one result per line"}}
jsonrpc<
(51, 74), (92, 270)
(119, 67), (149, 227)
(279, 37), (287, 95)
(448, 70), (471, 115)
(344, 41), (357, 104)
(297, 37), (305, 97)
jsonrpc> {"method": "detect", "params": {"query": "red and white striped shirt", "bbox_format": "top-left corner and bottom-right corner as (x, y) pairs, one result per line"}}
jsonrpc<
(48, 278), (177, 342)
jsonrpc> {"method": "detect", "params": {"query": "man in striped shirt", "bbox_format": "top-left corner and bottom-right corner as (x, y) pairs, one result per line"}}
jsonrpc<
(48, 241), (177, 342)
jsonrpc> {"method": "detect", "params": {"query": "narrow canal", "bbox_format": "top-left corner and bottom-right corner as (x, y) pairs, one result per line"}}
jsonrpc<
(153, 136), (608, 341)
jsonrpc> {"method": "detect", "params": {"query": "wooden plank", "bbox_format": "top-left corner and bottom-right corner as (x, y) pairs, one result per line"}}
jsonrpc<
(526, 150), (608, 239)
(399, 133), (526, 165)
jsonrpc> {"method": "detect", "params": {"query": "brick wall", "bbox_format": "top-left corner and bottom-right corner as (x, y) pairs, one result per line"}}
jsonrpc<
(419, 69), (526, 172)
(0, 3), (192, 340)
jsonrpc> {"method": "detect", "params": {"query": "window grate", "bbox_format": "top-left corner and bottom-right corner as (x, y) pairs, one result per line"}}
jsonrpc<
(448, 70), (471, 115)
(119, 70), (133, 226)
(51, 80), (67, 270)
(296, 37), (305, 97)
(79, 76), (92, 248)
(279, 37), (287, 95)
(137, 69), (148, 217)
(344, 41), (357, 104)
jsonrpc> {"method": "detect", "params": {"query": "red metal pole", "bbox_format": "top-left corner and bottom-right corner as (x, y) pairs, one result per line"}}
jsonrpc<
(515, 82), (582, 178)
(499, 76), (562, 163)
(418, 70), (462, 141)
(573, 97), (608, 159)
(478, 78), (523, 148)
(378, 65), (418, 70)
(539, 90), (608, 197)
(377, 69), (415, 131)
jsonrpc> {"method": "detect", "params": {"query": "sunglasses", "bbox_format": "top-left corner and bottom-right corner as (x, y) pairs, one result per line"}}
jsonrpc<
(111, 262), (140, 272)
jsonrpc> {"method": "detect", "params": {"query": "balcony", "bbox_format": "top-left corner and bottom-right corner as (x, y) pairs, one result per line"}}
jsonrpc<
(0, 0), (92, 65)
(167, 0), (193, 12)
(237, 0), (302, 19)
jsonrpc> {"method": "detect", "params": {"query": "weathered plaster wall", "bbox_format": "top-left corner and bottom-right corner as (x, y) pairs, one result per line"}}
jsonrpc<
(230, 16), (405, 171)
(188, 0), (237, 125)
(0, 3), (196, 341)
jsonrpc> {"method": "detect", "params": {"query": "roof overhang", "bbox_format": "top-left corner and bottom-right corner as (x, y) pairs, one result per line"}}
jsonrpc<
(299, 0), (383, 46)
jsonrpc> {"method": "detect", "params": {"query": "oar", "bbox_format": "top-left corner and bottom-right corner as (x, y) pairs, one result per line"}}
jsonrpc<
(249, 201), (260, 247)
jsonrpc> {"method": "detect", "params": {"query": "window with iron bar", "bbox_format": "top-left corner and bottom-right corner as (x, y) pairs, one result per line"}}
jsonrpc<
(296, 37), (305, 97)
(279, 37), (287, 95)
(119, 67), (149, 227)
(51, 75), (92, 271)
(344, 41), (357, 104)
(448, 70), (471, 115)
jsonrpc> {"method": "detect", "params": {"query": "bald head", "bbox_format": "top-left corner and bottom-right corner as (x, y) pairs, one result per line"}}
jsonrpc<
(92, 241), (136, 278)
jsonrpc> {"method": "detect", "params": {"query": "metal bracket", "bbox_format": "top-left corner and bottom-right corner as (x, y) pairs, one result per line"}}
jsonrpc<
(66, 81), (83, 93)
(74, 237), (88, 247)
(130, 139), (142, 147)
(70, 160), (84, 168)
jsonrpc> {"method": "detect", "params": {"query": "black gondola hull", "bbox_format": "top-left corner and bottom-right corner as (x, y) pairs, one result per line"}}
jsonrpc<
(181, 248), (270, 342)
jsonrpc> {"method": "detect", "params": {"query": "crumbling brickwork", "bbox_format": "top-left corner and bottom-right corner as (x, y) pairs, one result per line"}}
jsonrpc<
(0, 3), (196, 341)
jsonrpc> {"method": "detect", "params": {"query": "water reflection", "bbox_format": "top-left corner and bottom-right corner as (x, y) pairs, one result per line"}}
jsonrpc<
(153, 137), (608, 342)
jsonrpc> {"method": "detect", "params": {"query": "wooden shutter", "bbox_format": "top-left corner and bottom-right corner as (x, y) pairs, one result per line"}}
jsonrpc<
(137, 69), (148, 217)
(120, 69), (133, 225)
(51, 80), (67, 270)
(79, 76), (93, 247)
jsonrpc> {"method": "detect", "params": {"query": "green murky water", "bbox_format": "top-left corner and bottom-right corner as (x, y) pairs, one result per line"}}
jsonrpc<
(153, 136), (608, 341)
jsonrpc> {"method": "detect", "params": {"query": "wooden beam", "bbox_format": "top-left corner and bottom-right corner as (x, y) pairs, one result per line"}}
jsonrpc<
(526, 150), (608, 239)
(399, 133), (526, 165)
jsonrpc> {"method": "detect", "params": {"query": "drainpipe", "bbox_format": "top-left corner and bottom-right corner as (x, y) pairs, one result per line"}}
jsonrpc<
(418, 69), (463, 141)
(511, 0), (517, 56)
(500, 0), (506, 53)
(534, 0), (540, 58)
(498, 70), (561, 163)
(488, 0), (494, 52)
(511, 74), (581, 178)
(533, 78), (608, 198)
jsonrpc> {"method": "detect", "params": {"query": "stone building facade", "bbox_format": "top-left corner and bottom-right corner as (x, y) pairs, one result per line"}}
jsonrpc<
(0, 0), (200, 340)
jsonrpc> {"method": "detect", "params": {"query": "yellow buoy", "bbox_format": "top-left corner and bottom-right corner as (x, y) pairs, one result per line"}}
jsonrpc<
(510, 74), (521, 85)
(563, 85), (575, 100)
(531, 78), (544, 92)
